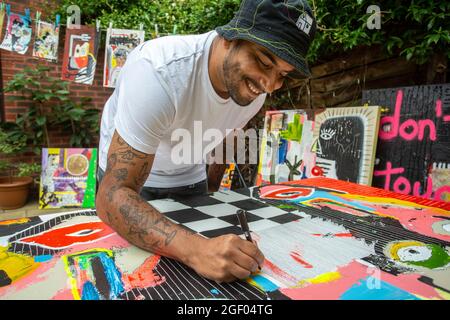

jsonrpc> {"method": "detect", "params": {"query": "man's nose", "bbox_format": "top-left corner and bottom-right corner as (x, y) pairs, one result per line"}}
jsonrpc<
(261, 74), (284, 94)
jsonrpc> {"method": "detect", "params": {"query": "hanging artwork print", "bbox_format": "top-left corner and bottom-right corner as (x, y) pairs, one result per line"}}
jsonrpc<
(61, 25), (100, 85)
(0, 5), (5, 40)
(103, 28), (145, 88)
(39, 148), (97, 209)
(32, 16), (60, 62)
(312, 106), (381, 185)
(0, 7), (32, 55)
(256, 110), (316, 186)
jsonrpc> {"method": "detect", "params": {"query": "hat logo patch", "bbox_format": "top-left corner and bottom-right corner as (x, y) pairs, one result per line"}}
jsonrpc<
(296, 12), (313, 35)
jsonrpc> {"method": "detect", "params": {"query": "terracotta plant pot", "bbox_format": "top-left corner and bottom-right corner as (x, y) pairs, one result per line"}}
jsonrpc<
(0, 176), (33, 210)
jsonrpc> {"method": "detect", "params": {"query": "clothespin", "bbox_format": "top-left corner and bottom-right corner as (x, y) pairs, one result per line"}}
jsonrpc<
(55, 14), (60, 29)
(172, 24), (177, 35)
(6, 4), (11, 16)
(154, 23), (159, 38)
(25, 8), (30, 21)
(380, 106), (390, 113)
(139, 23), (143, 31)
(96, 19), (101, 33)
(0, 3), (4, 13)
(35, 11), (41, 27)
(108, 21), (113, 33)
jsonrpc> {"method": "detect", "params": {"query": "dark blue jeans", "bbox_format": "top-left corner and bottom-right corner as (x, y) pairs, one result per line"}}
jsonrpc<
(97, 167), (208, 201)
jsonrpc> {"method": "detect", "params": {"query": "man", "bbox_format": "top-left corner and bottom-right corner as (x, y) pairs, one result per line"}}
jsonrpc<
(96, 0), (316, 283)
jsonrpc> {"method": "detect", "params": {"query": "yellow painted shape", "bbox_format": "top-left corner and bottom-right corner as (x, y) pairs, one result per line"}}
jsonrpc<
(341, 194), (450, 216)
(246, 278), (265, 292)
(62, 248), (114, 300)
(388, 241), (425, 261)
(0, 218), (30, 226)
(296, 271), (341, 287)
(0, 246), (39, 283)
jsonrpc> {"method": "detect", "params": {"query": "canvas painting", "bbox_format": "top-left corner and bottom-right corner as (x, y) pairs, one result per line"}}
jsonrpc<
(312, 106), (381, 185)
(363, 84), (450, 202)
(39, 148), (97, 209)
(61, 25), (99, 85)
(0, 10), (32, 55)
(0, 7), (5, 40)
(32, 20), (60, 62)
(1, 180), (449, 300)
(256, 110), (316, 186)
(103, 28), (145, 88)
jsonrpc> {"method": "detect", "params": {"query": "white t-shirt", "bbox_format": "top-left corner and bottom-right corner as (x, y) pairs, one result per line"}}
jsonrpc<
(98, 31), (266, 188)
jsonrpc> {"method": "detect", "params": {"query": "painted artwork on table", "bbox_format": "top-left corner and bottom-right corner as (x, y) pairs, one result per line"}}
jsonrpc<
(256, 110), (316, 186)
(0, 181), (449, 300)
(61, 25), (100, 85)
(39, 148), (97, 209)
(0, 8), (32, 55)
(362, 84), (450, 203)
(312, 106), (381, 185)
(32, 20), (60, 62)
(103, 28), (145, 88)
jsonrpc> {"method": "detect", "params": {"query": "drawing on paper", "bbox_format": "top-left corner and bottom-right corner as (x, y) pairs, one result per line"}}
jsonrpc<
(61, 25), (99, 85)
(312, 106), (381, 185)
(103, 28), (144, 88)
(39, 148), (97, 209)
(0, 10), (32, 54)
(32, 20), (60, 62)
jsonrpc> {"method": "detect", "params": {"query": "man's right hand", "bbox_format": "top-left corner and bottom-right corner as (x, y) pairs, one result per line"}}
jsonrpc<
(187, 234), (265, 283)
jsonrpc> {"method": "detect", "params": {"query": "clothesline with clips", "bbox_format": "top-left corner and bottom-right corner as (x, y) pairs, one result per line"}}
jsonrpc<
(0, 2), (178, 36)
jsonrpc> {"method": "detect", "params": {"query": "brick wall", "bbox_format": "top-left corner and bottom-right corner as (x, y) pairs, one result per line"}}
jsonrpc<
(0, 0), (112, 159)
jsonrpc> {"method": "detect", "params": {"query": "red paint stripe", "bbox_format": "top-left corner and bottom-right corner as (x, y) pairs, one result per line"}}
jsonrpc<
(290, 251), (313, 268)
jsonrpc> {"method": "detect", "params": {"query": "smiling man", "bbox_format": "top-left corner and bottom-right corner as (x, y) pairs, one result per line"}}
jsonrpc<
(96, 0), (316, 282)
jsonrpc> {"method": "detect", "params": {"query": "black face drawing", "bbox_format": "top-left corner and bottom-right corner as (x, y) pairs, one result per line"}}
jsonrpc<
(316, 116), (364, 182)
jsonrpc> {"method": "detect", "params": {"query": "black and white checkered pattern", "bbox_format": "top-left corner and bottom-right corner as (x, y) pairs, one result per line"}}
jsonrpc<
(148, 189), (304, 238)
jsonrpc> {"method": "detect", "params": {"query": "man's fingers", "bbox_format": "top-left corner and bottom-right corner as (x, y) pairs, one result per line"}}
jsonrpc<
(229, 262), (252, 280)
(238, 239), (265, 267)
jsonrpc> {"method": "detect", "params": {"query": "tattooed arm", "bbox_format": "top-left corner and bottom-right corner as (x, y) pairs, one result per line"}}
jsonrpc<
(96, 131), (264, 282)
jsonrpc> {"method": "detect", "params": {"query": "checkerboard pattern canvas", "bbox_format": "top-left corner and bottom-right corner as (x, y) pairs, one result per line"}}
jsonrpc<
(148, 189), (304, 239)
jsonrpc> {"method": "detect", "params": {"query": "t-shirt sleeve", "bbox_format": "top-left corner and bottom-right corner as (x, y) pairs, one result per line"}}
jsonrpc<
(114, 58), (175, 154)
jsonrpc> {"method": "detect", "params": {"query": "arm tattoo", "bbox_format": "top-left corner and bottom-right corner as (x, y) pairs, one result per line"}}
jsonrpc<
(113, 168), (128, 181)
(134, 162), (150, 187)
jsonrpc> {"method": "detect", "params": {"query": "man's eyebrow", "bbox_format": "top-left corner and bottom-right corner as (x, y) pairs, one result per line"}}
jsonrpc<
(259, 48), (295, 73)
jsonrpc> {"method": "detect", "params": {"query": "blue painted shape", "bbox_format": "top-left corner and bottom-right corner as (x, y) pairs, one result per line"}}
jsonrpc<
(98, 252), (124, 299)
(34, 255), (53, 263)
(250, 275), (279, 292)
(340, 277), (420, 300)
(82, 281), (100, 300)
(278, 139), (288, 164)
(210, 289), (220, 295)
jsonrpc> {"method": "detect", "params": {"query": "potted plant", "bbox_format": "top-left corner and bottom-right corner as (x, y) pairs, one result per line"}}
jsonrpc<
(0, 123), (40, 210)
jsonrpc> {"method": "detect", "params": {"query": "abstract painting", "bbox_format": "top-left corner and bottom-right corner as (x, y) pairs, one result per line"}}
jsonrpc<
(219, 163), (236, 191)
(103, 28), (145, 88)
(32, 20), (60, 62)
(0, 8), (32, 55)
(61, 25), (100, 85)
(251, 177), (450, 300)
(312, 106), (381, 185)
(256, 110), (316, 186)
(363, 84), (450, 202)
(2, 181), (448, 300)
(39, 148), (97, 209)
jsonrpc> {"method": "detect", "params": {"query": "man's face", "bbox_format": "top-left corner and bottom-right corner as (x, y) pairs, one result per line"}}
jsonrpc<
(222, 40), (296, 106)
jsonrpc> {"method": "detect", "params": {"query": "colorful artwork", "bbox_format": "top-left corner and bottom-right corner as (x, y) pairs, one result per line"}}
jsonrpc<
(61, 25), (99, 85)
(1, 181), (449, 300)
(0, 5), (5, 40)
(312, 106), (381, 185)
(0, 8), (32, 55)
(252, 178), (450, 300)
(32, 19), (60, 62)
(39, 148), (97, 209)
(363, 84), (450, 202)
(219, 163), (236, 191)
(103, 28), (144, 88)
(256, 110), (316, 186)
